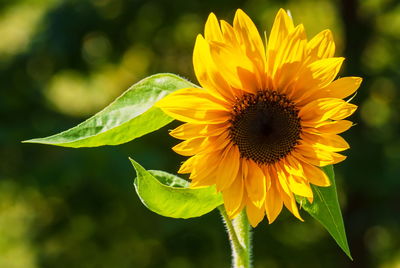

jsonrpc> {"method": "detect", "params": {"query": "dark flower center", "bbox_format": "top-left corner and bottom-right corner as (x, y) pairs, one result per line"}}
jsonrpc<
(229, 90), (302, 165)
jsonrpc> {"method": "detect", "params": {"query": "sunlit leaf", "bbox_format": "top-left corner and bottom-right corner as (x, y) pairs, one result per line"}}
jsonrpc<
(297, 165), (352, 260)
(130, 158), (223, 219)
(24, 73), (197, 147)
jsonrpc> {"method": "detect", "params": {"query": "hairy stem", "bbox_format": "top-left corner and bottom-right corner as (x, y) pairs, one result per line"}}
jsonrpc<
(219, 206), (252, 268)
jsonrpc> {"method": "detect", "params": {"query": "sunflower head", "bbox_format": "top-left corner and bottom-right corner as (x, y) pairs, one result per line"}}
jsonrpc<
(157, 9), (362, 227)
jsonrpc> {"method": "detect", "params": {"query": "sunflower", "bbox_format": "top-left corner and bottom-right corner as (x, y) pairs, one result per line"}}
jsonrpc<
(156, 9), (362, 227)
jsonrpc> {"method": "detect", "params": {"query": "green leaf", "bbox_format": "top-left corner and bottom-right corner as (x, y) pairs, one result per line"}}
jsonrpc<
(130, 158), (223, 219)
(297, 165), (352, 260)
(24, 73), (197, 148)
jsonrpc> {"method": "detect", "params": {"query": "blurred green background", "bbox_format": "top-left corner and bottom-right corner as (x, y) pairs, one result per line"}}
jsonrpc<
(1, 0), (399, 267)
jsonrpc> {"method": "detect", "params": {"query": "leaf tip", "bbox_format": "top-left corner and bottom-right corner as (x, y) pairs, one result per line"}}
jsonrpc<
(21, 138), (42, 144)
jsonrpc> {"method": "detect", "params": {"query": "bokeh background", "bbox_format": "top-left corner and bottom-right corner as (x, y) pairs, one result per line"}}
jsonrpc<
(1, 0), (399, 267)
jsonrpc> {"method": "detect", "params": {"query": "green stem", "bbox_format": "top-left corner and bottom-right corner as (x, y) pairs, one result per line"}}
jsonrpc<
(219, 206), (252, 268)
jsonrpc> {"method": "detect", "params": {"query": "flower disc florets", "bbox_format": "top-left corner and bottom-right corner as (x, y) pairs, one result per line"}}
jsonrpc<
(229, 91), (301, 165)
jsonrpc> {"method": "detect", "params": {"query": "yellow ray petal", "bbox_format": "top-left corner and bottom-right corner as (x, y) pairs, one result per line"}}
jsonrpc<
(261, 165), (272, 191)
(306, 29), (335, 62)
(233, 9), (266, 89)
(216, 145), (240, 191)
(156, 88), (231, 124)
(301, 132), (350, 152)
(293, 147), (346, 167)
(287, 174), (313, 198)
(331, 152), (347, 164)
(273, 162), (291, 195)
(330, 103), (358, 120)
(209, 129), (231, 151)
(233, 9), (265, 59)
(172, 137), (208, 156)
(307, 57), (345, 88)
(264, 177), (283, 224)
(281, 158), (313, 198)
(222, 176), (244, 218)
(245, 160), (266, 208)
(299, 160), (331, 187)
(209, 40), (259, 93)
(299, 98), (349, 125)
(322, 77), (362, 99)
(293, 146), (336, 167)
(308, 120), (353, 134)
(274, 61), (303, 94)
(204, 13), (223, 42)
(170, 122), (228, 140)
(246, 199), (265, 227)
(220, 20), (238, 45)
(268, 9), (294, 56)
(157, 87), (229, 110)
(178, 155), (198, 174)
(307, 77), (362, 101)
(173, 129), (231, 156)
(193, 35), (237, 102)
(190, 152), (222, 187)
(272, 24), (307, 83)
(278, 183), (303, 221)
(293, 57), (345, 104)
(283, 155), (305, 177)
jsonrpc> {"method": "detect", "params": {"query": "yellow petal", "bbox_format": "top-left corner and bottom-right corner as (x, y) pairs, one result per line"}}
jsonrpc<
(307, 57), (345, 88)
(170, 123), (228, 140)
(264, 177), (283, 224)
(272, 24), (307, 81)
(331, 152), (347, 164)
(261, 165), (272, 191)
(301, 132), (350, 152)
(299, 160), (331, 187)
(220, 20), (238, 44)
(293, 146), (336, 167)
(173, 129), (231, 156)
(205, 13), (267, 93)
(209, 40), (259, 93)
(193, 35), (237, 102)
(268, 9), (294, 56)
(281, 158), (313, 198)
(190, 152), (221, 187)
(330, 103), (358, 120)
(294, 57), (345, 104)
(278, 184), (303, 222)
(306, 29), (335, 62)
(216, 145), (240, 191)
(322, 77), (362, 99)
(313, 120), (353, 134)
(273, 162), (291, 195)
(172, 137), (208, 156)
(293, 147), (346, 167)
(245, 160), (266, 208)
(287, 174), (313, 198)
(283, 155), (306, 177)
(246, 199), (265, 227)
(156, 87), (231, 124)
(233, 9), (266, 89)
(299, 98), (349, 125)
(157, 87), (228, 110)
(274, 61), (303, 94)
(223, 176), (244, 218)
(275, 165), (305, 221)
(204, 13), (223, 42)
(178, 155), (198, 174)
(233, 9), (265, 60)
(307, 77), (362, 100)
